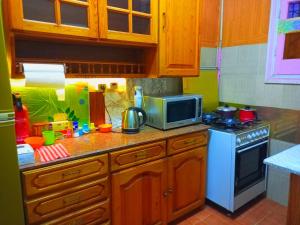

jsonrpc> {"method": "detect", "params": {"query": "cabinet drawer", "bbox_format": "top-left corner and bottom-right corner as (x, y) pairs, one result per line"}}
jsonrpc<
(110, 141), (166, 171)
(167, 132), (208, 155)
(26, 178), (109, 224)
(42, 200), (110, 225)
(23, 154), (108, 198)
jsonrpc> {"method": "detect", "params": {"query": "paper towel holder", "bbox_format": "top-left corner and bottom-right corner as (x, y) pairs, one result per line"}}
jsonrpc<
(17, 63), (67, 74)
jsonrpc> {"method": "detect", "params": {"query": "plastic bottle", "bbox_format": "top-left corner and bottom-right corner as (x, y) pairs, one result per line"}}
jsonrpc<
(134, 86), (144, 108)
(134, 86), (145, 129)
(13, 93), (31, 144)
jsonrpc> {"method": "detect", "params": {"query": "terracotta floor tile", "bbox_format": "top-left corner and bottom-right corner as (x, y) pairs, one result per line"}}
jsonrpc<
(180, 198), (287, 225)
(188, 206), (213, 223)
(201, 214), (243, 225)
(257, 216), (286, 225)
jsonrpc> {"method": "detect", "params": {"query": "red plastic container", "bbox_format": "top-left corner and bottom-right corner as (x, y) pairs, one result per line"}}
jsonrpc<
(13, 94), (31, 144)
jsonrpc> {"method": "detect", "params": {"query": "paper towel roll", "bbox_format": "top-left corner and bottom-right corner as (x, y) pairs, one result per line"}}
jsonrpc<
(24, 63), (65, 89)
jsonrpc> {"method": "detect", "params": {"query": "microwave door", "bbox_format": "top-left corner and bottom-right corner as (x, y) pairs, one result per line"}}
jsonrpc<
(166, 99), (197, 123)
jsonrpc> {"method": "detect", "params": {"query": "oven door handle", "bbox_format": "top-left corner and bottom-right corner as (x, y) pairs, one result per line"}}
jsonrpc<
(237, 140), (269, 154)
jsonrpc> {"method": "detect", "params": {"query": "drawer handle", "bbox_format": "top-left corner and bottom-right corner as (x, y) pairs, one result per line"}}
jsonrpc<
(184, 139), (197, 145)
(63, 195), (81, 206)
(62, 170), (81, 178)
(135, 151), (147, 160)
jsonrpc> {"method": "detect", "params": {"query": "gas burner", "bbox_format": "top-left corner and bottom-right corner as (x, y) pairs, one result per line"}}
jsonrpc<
(202, 112), (220, 125)
(204, 117), (263, 132)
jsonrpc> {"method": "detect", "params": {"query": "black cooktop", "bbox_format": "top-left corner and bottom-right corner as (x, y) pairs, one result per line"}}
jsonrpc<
(202, 115), (263, 133)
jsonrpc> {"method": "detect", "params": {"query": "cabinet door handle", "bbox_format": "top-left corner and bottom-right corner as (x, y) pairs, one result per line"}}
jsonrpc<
(163, 191), (168, 197)
(168, 188), (173, 194)
(162, 12), (167, 31)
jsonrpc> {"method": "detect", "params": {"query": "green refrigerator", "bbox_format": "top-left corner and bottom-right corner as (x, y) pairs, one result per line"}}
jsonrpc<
(0, 1), (25, 224)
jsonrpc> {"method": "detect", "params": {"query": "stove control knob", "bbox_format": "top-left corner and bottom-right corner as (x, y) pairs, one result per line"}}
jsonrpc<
(252, 133), (256, 138)
(256, 131), (260, 136)
(260, 130), (264, 135)
(237, 138), (242, 145)
(263, 129), (268, 135)
(247, 134), (252, 140)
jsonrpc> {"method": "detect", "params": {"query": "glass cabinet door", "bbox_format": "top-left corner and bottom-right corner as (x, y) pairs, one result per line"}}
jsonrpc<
(100, 0), (158, 43)
(10, 0), (99, 38)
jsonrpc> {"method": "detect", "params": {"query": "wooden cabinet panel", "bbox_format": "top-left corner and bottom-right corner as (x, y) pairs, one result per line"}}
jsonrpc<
(222, 0), (271, 47)
(23, 155), (108, 198)
(42, 200), (110, 225)
(110, 141), (166, 171)
(159, 0), (201, 76)
(8, 0), (99, 38)
(26, 178), (109, 224)
(199, 0), (220, 47)
(167, 132), (208, 155)
(112, 159), (168, 225)
(99, 0), (158, 44)
(167, 147), (207, 221)
(287, 174), (300, 225)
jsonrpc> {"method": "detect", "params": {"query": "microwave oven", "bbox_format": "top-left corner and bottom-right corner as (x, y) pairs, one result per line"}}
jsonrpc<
(144, 95), (202, 130)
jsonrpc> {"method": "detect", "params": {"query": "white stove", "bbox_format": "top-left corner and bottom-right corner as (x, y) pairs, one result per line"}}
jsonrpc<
(206, 122), (270, 212)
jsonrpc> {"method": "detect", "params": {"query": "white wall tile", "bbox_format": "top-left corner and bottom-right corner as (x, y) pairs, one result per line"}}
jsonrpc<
(220, 44), (300, 110)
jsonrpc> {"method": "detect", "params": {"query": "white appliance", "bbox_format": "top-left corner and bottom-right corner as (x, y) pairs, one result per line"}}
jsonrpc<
(206, 122), (270, 212)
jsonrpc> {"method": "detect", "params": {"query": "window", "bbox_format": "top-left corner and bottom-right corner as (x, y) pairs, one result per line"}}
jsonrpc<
(288, 1), (300, 18)
(265, 0), (300, 84)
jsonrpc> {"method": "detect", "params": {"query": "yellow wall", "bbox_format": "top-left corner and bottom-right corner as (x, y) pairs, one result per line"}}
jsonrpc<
(183, 70), (219, 112)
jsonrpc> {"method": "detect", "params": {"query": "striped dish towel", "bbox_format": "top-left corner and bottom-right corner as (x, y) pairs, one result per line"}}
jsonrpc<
(37, 144), (70, 162)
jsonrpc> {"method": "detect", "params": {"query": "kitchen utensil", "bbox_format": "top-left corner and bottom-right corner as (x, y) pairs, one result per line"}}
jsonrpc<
(239, 106), (258, 122)
(24, 137), (45, 149)
(89, 91), (105, 126)
(13, 93), (31, 144)
(17, 144), (35, 165)
(216, 105), (237, 119)
(82, 123), (90, 134)
(42, 130), (56, 146)
(32, 122), (51, 137)
(122, 107), (147, 134)
(99, 124), (112, 133)
(51, 120), (69, 132)
(202, 112), (219, 124)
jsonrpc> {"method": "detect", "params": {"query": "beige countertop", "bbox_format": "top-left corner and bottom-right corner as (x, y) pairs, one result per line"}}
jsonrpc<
(20, 124), (210, 171)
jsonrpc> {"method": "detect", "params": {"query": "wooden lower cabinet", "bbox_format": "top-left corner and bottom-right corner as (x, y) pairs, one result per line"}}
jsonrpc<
(112, 159), (168, 225)
(167, 147), (207, 221)
(26, 178), (109, 224)
(22, 132), (208, 225)
(42, 200), (110, 225)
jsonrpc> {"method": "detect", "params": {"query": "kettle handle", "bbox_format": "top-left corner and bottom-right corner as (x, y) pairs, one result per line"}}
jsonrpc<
(130, 107), (147, 127)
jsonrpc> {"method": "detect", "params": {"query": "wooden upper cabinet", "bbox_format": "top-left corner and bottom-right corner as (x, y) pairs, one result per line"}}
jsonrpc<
(167, 147), (207, 222)
(8, 0), (99, 38)
(199, 0), (220, 47)
(99, 0), (158, 44)
(158, 0), (201, 76)
(112, 159), (168, 225)
(222, 0), (270, 47)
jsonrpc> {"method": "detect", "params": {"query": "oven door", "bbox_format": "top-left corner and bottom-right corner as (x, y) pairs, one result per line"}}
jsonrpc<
(235, 138), (269, 195)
